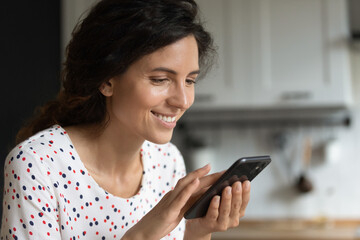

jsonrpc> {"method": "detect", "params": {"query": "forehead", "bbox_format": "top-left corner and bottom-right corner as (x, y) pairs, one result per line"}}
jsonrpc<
(132, 35), (199, 73)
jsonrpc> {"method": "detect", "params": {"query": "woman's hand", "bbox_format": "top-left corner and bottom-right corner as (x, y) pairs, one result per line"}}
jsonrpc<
(122, 164), (220, 240)
(184, 180), (251, 240)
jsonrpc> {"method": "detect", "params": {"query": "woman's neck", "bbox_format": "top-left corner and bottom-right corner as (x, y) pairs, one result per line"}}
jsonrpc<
(64, 123), (145, 197)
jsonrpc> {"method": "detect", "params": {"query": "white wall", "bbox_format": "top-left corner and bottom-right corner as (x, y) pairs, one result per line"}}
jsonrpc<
(174, 48), (360, 219)
(61, 0), (99, 60)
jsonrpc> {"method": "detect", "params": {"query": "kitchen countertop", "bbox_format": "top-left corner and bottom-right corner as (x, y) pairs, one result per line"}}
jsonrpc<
(211, 219), (360, 240)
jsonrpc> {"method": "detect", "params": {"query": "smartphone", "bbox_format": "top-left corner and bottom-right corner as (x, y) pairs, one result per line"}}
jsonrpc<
(184, 155), (271, 219)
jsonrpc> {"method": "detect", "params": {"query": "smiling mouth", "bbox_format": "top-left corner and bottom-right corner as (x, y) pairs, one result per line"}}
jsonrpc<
(152, 112), (176, 123)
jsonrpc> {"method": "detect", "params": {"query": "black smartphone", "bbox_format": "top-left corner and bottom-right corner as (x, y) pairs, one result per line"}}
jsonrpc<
(184, 155), (271, 219)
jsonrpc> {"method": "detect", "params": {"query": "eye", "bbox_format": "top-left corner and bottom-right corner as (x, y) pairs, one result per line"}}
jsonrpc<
(186, 79), (196, 85)
(150, 78), (169, 84)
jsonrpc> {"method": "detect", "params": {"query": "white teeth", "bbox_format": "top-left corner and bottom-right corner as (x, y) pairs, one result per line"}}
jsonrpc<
(154, 113), (176, 123)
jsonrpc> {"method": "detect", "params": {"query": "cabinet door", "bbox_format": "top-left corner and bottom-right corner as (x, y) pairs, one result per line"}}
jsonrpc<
(193, 0), (253, 110)
(250, 0), (351, 108)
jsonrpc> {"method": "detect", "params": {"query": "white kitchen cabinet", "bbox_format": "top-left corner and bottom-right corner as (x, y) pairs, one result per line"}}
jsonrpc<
(194, 0), (253, 109)
(192, 0), (352, 111)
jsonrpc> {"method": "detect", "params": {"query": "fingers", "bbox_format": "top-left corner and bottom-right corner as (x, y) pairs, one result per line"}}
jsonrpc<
(217, 186), (232, 230)
(228, 182), (242, 227)
(172, 177), (200, 211)
(175, 164), (211, 192)
(239, 181), (251, 217)
(170, 164), (211, 210)
(198, 170), (225, 190)
(203, 180), (251, 231)
(163, 164), (211, 217)
(205, 195), (220, 221)
(185, 185), (209, 208)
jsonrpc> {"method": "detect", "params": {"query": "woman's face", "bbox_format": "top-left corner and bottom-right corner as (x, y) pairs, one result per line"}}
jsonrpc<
(103, 35), (199, 144)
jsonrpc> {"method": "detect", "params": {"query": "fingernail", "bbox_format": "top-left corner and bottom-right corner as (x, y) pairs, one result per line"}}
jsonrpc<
(236, 183), (242, 192)
(214, 195), (220, 203)
(226, 187), (232, 195)
(202, 163), (210, 169)
(244, 181), (250, 190)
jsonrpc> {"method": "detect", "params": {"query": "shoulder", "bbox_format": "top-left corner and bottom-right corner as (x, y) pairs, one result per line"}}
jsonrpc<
(12, 125), (71, 154)
(4, 125), (73, 177)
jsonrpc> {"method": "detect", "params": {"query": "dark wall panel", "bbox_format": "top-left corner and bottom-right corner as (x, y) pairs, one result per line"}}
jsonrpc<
(0, 0), (60, 220)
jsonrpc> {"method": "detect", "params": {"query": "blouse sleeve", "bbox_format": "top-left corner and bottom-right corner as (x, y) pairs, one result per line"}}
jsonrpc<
(1, 147), (61, 239)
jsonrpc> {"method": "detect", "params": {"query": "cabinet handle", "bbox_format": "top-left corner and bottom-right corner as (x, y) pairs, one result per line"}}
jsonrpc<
(280, 91), (312, 101)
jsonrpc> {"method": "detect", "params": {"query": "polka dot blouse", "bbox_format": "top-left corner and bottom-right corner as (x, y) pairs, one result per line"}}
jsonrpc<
(1, 125), (186, 239)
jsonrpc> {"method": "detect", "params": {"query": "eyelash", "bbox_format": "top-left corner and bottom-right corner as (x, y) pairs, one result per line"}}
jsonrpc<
(150, 78), (197, 85)
(186, 79), (196, 85)
(151, 78), (168, 84)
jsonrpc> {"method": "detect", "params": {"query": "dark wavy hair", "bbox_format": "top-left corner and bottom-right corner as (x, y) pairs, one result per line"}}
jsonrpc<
(16, 0), (215, 144)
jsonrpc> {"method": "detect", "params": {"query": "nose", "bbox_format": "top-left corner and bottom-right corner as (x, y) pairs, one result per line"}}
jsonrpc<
(167, 81), (194, 110)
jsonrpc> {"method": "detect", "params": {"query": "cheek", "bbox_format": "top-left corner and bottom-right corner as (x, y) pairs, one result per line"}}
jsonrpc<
(147, 87), (169, 103)
(111, 92), (129, 110)
(149, 85), (168, 95)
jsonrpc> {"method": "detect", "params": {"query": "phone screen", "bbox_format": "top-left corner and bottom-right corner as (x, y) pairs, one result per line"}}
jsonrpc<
(184, 155), (271, 219)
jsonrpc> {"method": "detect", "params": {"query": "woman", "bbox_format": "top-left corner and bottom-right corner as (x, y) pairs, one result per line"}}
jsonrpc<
(1, 0), (251, 239)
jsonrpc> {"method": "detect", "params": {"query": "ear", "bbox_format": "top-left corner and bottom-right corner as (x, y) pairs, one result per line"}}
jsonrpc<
(99, 79), (114, 97)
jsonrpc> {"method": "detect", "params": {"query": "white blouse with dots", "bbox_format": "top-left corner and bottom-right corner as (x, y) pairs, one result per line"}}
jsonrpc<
(1, 125), (186, 240)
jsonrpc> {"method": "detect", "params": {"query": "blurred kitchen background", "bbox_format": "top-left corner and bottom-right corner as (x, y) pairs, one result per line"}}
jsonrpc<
(1, 0), (360, 239)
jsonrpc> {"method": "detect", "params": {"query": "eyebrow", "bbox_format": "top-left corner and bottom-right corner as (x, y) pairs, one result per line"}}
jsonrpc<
(150, 67), (200, 76)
